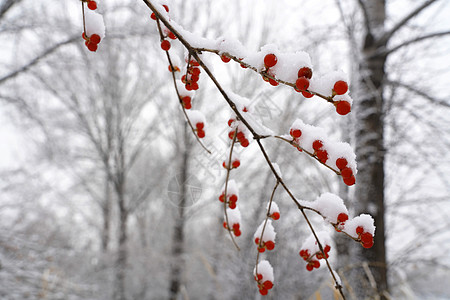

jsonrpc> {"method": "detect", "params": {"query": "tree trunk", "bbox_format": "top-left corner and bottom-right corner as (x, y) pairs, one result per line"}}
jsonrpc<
(101, 174), (111, 252)
(352, 0), (388, 298)
(114, 179), (128, 300)
(168, 124), (190, 300)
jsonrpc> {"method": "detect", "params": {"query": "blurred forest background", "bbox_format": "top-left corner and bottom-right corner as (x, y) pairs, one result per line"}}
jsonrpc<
(0, 0), (449, 299)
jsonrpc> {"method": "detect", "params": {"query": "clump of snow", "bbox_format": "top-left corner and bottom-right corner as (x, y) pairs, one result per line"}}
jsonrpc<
(254, 220), (276, 243)
(309, 70), (349, 96)
(308, 193), (348, 224)
(288, 118), (357, 173)
(85, 10), (105, 39)
(226, 207), (241, 226)
(267, 201), (280, 215)
(254, 260), (274, 282)
(221, 179), (239, 197)
(300, 231), (332, 256)
(343, 214), (375, 238)
(186, 110), (205, 126)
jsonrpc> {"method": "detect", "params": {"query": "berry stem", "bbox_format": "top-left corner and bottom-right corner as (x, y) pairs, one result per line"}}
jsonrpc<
(223, 129), (240, 251)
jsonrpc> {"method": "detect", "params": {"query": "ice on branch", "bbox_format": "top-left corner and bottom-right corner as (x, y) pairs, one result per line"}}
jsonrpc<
(305, 193), (348, 224)
(85, 10), (105, 39)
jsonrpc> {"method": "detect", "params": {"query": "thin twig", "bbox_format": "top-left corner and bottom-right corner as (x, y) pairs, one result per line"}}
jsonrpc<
(222, 129), (240, 250)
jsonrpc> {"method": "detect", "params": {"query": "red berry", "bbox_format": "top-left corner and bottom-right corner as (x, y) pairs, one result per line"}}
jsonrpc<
(221, 54), (231, 63)
(196, 122), (204, 130)
(234, 229), (241, 237)
(236, 131), (245, 140)
(263, 280), (273, 290)
(271, 212), (280, 220)
(163, 5), (169, 12)
(232, 160), (240, 168)
(302, 91), (314, 98)
(333, 80), (348, 95)
(219, 194), (225, 202)
(341, 167), (353, 178)
(229, 194), (238, 203)
(295, 77), (309, 91)
(268, 78), (278, 86)
(183, 99), (192, 109)
(255, 237), (260, 245)
(197, 129), (205, 138)
(290, 128), (302, 138)
(240, 139), (249, 147)
(265, 241), (275, 251)
(161, 40), (171, 51)
(313, 260), (320, 268)
(324, 245), (331, 253)
(228, 201), (236, 209)
(232, 223), (240, 230)
(259, 288), (268, 296)
(316, 150), (328, 163)
(336, 101), (351, 115)
(223, 221), (227, 229)
(360, 232), (373, 244)
(191, 74), (200, 82)
(191, 68), (201, 76)
(264, 54), (277, 68)
(87, 1), (97, 10)
(337, 213), (348, 223)
(356, 226), (364, 235)
(336, 157), (348, 170)
(306, 264), (314, 271)
(90, 34), (100, 44)
(222, 162), (227, 169)
(298, 67), (312, 79)
(228, 131), (235, 140)
(258, 247), (266, 253)
(82, 32), (88, 40)
(151, 13), (156, 20)
(362, 239), (374, 249)
(344, 175), (356, 186)
(312, 140), (323, 151)
(190, 82), (199, 90)
(86, 42), (98, 52)
(240, 63), (247, 69)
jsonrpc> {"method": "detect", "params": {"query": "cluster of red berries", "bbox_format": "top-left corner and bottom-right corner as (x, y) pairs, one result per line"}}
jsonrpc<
(223, 221), (241, 237)
(356, 226), (374, 249)
(295, 67), (314, 98)
(195, 121), (205, 138)
(180, 96), (191, 109)
(312, 139), (328, 164)
(222, 158), (240, 169)
(181, 59), (201, 91)
(219, 192), (238, 209)
(85, 0), (97, 10)
(254, 237), (275, 253)
(160, 31), (177, 51)
(82, 32), (101, 52)
(227, 121), (250, 147)
(336, 157), (355, 186)
(254, 273), (274, 296)
(299, 244), (331, 271)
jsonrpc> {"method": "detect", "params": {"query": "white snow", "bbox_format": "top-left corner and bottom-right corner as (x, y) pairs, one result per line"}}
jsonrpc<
(343, 214), (376, 238)
(85, 10), (105, 39)
(254, 260), (274, 282)
(226, 207), (241, 226)
(253, 220), (276, 242)
(267, 201), (280, 215)
(308, 193), (348, 224)
(300, 231), (332, 256)
(186, 110), (205, 126)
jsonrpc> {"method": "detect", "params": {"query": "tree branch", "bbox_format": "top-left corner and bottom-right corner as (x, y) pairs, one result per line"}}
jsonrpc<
(378, 0), (439, 46)
(0, 35), (78, 85)
(387, 79), (450, 108)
